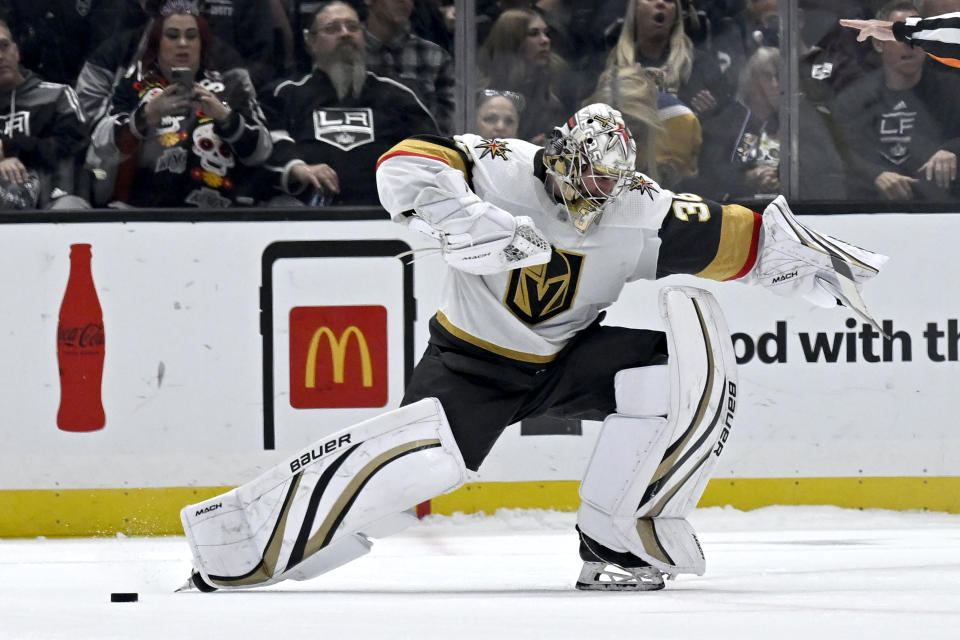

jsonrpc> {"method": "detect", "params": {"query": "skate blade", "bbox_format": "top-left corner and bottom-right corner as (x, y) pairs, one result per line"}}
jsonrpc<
(575, 580), (665, 592)
(174, 576), (195, 593)
(575, 561), (665, 592)
(174, 570), (219, 593)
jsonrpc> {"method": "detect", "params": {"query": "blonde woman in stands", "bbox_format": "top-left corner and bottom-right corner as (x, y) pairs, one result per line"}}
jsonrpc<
(606, 0), (731, 119)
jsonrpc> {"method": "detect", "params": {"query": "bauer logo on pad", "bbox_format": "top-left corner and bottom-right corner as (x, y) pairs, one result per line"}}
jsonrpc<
(289, 305), (388, 408)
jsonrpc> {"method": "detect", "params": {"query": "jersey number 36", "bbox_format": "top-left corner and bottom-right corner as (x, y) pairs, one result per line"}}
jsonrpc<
(671, 193), (711, 222)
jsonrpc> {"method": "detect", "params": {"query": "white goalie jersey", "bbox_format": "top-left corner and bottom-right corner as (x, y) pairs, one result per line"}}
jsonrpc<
(376, 133), (765, 363)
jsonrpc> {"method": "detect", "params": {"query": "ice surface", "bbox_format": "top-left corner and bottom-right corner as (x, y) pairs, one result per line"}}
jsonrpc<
(1, 506), (958, 639)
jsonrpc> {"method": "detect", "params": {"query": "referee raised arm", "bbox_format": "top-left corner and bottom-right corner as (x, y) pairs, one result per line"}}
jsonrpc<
(841, 12), (960, 67)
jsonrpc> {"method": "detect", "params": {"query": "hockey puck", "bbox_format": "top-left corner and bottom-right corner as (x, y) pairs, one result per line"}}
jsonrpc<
(110, 592), (138, 603)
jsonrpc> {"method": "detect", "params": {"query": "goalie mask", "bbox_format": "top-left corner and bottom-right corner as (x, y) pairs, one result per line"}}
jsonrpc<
(543, 103), (637, 233)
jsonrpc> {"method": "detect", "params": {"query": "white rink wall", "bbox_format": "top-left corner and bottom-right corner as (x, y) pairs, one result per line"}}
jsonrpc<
(0, 212), (956, 494)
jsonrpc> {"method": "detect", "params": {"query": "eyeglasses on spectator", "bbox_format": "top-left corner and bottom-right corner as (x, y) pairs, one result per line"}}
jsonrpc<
(477, 89), (527, 113)
(306, 20), (363, 37)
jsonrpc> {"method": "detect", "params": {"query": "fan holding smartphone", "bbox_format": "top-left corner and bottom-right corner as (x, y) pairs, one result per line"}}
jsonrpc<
(89, 1), (273, 208)
(170, 66), (195, 92)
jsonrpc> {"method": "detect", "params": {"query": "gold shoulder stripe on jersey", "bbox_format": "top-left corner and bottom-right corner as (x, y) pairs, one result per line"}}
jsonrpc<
(695, 204), (761, 281)
(376, 139), (469, 179)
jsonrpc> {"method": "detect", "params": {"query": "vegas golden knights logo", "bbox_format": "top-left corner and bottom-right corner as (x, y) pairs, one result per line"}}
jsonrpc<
(504, 249), (584, 324)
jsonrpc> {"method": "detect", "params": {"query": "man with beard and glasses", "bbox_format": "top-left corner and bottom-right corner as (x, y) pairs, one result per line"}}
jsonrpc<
(261, 0), (438, 206)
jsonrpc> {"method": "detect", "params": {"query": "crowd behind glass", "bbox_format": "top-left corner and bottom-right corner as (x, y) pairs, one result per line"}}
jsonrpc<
(0, 0), (956, 211)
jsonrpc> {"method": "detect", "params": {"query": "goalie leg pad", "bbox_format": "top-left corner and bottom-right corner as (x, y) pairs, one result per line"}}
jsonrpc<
(577, 286), (737, 575)
(577, 413), (671, 554)
(181, 398), (467, 590)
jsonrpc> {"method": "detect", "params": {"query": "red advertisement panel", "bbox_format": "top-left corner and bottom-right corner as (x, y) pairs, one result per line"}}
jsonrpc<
(289, 305), (388, 408)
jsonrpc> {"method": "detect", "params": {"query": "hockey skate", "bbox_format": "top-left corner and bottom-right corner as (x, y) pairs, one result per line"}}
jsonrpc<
(175, 570), (218, 593)
(575, 528), (665, 591)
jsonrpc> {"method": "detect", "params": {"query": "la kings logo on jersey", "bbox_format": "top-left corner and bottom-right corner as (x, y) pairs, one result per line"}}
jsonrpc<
(313, 108), (375, 151)
(504, 249), (584, 324)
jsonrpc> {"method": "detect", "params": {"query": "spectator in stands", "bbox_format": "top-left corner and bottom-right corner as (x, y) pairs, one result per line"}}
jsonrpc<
(76, 1), (277, 126)
(606, 0), (731, 119)
(439, 3), (455, 45)
(410, 0), (454, 53)
(363, 0), (455, 132)
(652, 90), (702, 187)
(832, 1), (960, 201)
(923, 0), (960, 15)
(532, 0), (578, 61)
(583, 64), (660, 176)
(0, 19), (89, 209)
(75, 1), (250, 124)
(799, 17), (880, 110)
(711, 0), (780, 75)
(288, 0), (354, 72)
(268, 0), (297, 78)
(474, 89), (522, 139)
(77, 2), (164, 125)
(89, 1), (272, 208)
(285, 0), (451, 71)
(200, 0), (278, 91)
(716, 0), (876, 111)
(841, 0), (960, 69)
(479, 8), (576, 144)
(725, 46), (783, 198)
(261, 0), (437, 206)
(685, 46), (845, 200)
(585, 64), (702, 189)
(0, 0), (125, 86)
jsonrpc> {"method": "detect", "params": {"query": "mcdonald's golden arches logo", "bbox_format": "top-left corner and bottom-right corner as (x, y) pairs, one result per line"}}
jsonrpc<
(289, 306), (388, 408)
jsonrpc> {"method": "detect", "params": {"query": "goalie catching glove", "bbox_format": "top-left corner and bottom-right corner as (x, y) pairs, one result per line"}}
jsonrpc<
(410, 169), (551, 275)
(754, 196), (889, 331)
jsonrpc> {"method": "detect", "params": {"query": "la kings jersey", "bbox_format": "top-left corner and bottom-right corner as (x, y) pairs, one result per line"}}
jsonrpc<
(376, 134), (762, 362)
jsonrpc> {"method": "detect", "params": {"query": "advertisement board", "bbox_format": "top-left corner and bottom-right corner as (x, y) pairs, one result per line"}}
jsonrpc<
(0, 210), (956, 534)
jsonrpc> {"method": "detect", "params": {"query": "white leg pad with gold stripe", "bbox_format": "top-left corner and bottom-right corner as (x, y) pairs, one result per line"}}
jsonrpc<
(180, 398), (467, 590)
(577, 286), (738, 576)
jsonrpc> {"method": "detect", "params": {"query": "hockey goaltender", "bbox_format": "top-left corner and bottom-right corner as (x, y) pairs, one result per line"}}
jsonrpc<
(178, 103), (887, 592)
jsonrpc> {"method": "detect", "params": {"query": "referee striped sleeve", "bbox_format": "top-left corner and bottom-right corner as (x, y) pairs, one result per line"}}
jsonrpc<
(897, 14), (960, 67)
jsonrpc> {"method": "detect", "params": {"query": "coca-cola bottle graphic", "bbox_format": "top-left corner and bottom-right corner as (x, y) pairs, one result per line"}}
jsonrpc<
(57, 243), (105, 432)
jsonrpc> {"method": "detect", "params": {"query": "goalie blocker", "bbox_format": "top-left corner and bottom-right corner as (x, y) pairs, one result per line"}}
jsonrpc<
(410, 168), (552, 275)
(180, 398), (467, 590)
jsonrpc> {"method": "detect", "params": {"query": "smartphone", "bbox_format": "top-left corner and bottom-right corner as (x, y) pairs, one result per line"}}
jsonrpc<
(170, 66), (195, 89)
